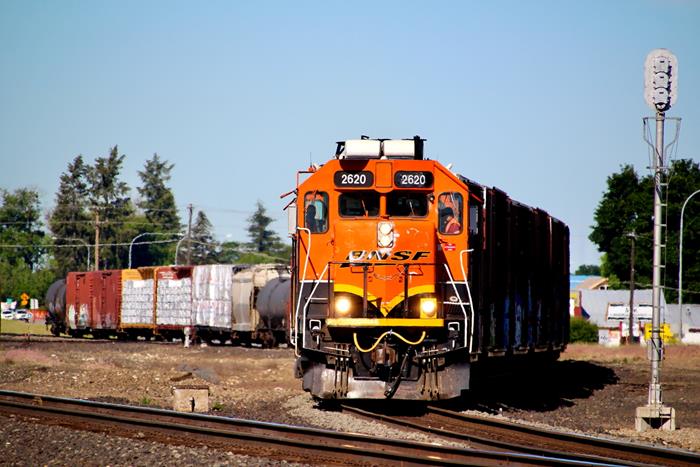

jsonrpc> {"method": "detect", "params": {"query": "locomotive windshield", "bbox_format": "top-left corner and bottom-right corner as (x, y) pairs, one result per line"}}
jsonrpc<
(386, 191), (428, 217)
(339, 191), (380, 217)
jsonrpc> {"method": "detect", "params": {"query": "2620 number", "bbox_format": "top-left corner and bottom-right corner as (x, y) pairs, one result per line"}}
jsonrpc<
(334, 171), (373, 187)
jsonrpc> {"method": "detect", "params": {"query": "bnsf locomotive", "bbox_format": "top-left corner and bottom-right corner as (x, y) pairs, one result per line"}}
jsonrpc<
(289, 137), (569, 400)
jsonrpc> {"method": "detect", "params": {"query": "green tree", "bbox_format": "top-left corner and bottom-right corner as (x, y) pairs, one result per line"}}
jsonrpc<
(247, 201), (281, 254)
(0, 259), (55, 303)
(133, 153), (182, 267)
(49, 155), (93, 276)
(590, 159), (700, 302)
(218, 240), (243, 263)
(0, 188), (46, 269)
(184, 210), (219, 265)
(87, 146), (134, 269)
(575, 264), (601, 275)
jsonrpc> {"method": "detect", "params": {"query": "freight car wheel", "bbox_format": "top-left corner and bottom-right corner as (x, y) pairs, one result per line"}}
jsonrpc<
(259, 330), (276, 349)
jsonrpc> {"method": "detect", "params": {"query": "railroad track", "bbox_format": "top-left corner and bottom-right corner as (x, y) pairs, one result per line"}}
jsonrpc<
(340, 404), (700, 467)
(0, 333), (180, 344)
(0, 390), (619, 466)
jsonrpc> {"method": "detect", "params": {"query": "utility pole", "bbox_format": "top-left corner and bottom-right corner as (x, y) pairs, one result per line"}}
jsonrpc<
(186, 203), (193, 265)
(627, 231), (636, 344)
(94, 210), (100, 271)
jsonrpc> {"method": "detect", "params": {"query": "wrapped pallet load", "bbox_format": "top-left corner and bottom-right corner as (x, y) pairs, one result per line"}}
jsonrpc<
(155, 266), (193, 340)
(120, 268), (155, 339)
(192, 265), (235, 343)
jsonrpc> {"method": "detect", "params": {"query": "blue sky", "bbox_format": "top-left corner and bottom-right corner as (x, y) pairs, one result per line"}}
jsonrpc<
(1, 1), (698, 270)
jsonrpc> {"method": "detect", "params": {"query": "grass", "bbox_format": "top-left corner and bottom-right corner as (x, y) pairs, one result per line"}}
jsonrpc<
(0, 318), (52, 335)
(140, 396), (154, 406)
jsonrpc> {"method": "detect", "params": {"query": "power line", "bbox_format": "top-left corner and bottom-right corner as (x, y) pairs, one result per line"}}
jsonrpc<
(0, 239), (181, 248)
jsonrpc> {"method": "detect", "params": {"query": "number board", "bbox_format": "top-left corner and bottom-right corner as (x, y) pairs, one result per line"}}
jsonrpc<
(334, 171), (374, 187)
(394, 171), (433, 188)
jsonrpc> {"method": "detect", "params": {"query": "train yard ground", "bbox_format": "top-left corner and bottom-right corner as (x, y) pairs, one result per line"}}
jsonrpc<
(1, 337), (699, 464)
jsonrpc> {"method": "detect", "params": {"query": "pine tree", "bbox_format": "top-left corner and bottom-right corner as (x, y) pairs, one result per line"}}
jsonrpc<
(87, 146), (134, 269)
(185, 210), (219, 265)
(133, 153), (181, 267)
(49, 155), (93, 275)
(247, 201), (280, 253)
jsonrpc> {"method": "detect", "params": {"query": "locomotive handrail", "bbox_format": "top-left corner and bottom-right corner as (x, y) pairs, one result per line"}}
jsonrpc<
(301, 262), (329, 351)
(443, 262), (470, 350)
(293, 226), (312, 355)
(459, 249), (476, 353)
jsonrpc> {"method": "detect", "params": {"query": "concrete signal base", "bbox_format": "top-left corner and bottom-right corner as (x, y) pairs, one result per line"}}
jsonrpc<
(635, 405), (676, 431)
(172, 384), (210, 413)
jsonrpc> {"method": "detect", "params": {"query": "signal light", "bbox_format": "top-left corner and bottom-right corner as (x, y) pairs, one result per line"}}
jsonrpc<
(644, 49), (678, 112)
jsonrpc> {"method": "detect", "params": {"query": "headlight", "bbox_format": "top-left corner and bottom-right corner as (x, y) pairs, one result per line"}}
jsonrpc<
(335, 296), (352, 316)
(420, 298), (437, 318)
(377, 222), (394, 248)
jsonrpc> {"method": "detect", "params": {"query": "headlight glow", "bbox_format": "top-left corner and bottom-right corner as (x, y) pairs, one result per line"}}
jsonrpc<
(420, 298), (437, 318)
(335, 296), (352, 316)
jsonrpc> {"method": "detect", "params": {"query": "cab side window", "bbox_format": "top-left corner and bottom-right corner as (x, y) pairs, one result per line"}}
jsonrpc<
(438, 192), (463, 235)
(304, 192), (328, 233)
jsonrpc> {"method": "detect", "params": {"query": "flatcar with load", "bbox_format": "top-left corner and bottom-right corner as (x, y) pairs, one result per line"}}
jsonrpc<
(289, 137), (569, 400)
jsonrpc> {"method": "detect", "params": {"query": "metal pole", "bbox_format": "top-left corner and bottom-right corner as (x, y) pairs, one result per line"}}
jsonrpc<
(628, 232), (636, 344)
(678, 189), (700, 341)
(649, 111), (665, 407)
(94, 210), (100, 271)
(175, 236), (187, 265)
(186, 204), (193, 265)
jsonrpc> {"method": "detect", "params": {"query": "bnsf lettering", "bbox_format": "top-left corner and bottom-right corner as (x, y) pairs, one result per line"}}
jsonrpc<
(342, 250), (430, 266)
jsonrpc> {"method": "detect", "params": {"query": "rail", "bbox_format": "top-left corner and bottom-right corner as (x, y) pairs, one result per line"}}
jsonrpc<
(340, 403), (700, 467)
(0, 390), (600, 466)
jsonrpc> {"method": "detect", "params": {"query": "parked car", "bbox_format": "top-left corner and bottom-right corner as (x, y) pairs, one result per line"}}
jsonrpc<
(1, 310), (14, 320)
(13, 309), (32, 322)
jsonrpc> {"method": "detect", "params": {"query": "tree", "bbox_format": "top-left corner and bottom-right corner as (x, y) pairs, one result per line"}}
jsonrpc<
(575, 264), (601, 275)
(87, 146), (134, 269)
(0, 188), (46, 269)
(133, 153), (181, 267)
(0, 259), (55, 303)
(589, 159), (700, 302)
(185, 210), (219, 265)
(247, 201), (281, 254)
(49, 155), (93, 276)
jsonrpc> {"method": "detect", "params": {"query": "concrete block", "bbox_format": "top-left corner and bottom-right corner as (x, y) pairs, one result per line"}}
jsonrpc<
(172, 384), (209, 413)
(635, 405), (676, 431)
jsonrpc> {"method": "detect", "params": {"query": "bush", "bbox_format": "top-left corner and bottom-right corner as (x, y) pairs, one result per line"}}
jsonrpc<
(570, 317), (599, 343)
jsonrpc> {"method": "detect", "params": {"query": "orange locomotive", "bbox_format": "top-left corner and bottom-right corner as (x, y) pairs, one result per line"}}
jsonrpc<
(289, 137), (569, 400)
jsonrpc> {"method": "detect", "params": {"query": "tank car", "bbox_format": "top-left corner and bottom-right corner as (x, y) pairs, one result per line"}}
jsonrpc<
(288, 137), (569, 400)
(44, 279), (67, 336)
